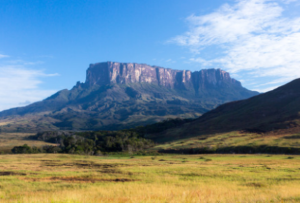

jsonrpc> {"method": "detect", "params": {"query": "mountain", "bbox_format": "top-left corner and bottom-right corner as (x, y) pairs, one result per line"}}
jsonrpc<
(149, 78), (300, 143)
(0, 61), (258, 132)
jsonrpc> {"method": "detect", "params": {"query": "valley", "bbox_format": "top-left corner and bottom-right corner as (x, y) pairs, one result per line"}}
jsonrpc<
(0, 71), (299, 203)
(2, 0), (300, 202)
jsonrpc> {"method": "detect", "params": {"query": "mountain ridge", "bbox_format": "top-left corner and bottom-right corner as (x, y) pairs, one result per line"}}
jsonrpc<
(0, 61), (258, 132)
(149, 78), (300, 143)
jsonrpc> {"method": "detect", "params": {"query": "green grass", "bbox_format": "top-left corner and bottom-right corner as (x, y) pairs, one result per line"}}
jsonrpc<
(0, 133), (56, 153)
(0, 154), (300, 202)
(153, 131), (300, 154)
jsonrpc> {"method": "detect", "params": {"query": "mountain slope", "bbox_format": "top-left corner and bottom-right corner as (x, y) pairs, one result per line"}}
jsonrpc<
(0, 61), (258, 132)
(149, 78), (300, 143)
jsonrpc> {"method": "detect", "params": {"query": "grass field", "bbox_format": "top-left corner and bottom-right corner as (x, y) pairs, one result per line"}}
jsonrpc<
(0, 154), (299, 202)
(151, 131), (300, 154)
(0, 133), (56, 153)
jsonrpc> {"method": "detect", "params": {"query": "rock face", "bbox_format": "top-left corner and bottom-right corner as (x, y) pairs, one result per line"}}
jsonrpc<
(0, 61), (259, 132)
(86, 62), (240, 91)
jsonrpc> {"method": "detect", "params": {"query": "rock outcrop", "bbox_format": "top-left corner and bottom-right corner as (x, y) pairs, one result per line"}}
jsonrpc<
(86, 62), (240, 91)
(0, 61), (259, 132)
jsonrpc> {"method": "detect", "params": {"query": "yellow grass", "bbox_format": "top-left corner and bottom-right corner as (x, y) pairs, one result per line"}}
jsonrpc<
(0, 122), (11, 126)
(152, 131), (300, 153)
(0, 154), (299, 202)
(0, 133), (56, 153)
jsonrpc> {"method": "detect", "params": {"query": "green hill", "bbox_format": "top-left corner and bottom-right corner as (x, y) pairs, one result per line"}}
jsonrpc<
(148, 79), (300, 154)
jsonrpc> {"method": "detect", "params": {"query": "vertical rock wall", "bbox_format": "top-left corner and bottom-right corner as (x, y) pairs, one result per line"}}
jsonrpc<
(86, 61), (241, 91)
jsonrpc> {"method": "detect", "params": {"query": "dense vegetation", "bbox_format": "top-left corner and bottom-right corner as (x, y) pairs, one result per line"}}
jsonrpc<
(12, 130), (155, 155)
(11, 144), (41, 154)
(11, 117), (194, 155)
(134, 117), (194, 135)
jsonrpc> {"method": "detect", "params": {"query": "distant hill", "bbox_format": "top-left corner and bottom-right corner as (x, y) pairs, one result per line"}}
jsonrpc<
(0, 61), (257, 132)
(149, 78), (300, 143)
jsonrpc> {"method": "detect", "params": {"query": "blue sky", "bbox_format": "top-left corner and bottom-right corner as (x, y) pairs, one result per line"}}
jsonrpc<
(1, 0), (300, 111)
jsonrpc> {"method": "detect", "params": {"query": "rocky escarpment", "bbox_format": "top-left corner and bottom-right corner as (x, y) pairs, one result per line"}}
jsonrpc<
(0, 61), (258, 132)
(85, 62), (241, 91)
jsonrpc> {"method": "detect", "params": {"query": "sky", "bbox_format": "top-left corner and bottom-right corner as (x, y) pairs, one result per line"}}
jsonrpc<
(1, 0), (300, 111)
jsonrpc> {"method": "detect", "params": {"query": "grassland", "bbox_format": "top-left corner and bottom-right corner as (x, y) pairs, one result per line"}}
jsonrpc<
(0, 133), (56, 153)
(151, 131), (300, 154)
(0, 154), (299, 202)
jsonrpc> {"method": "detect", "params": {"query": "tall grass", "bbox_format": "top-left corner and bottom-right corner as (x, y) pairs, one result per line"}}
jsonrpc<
(0, 154), (299, 202)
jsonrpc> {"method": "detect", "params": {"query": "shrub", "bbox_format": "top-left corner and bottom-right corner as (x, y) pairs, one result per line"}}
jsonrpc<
(95, 150), (102, 156)
(42, 145), (61, 153)
(12, 144), (32, 154)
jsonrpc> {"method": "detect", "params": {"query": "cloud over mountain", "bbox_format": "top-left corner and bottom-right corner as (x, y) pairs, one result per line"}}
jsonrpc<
(0, 58), (58, 111)
(170, 0), (300, 92)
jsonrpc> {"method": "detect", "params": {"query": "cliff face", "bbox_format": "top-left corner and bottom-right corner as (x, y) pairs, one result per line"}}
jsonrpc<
(0, 61), (259, 132)
(86, 62), (241, 91)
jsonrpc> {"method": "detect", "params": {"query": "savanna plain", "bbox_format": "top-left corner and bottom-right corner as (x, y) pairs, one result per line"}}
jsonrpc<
(0, 152), (300, 202)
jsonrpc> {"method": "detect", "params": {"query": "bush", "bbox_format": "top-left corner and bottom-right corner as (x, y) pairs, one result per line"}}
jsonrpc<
(42, 145), (61, 153)
(19, 129), (157, 155)
(11, 144), (42, 154)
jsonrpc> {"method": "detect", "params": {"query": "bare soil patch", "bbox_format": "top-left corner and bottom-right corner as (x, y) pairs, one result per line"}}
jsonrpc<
(0, 171), (27, 176)
(21, 176), (136, 183)
(245, 182), (266, 188)
(42, 160), (128, 169)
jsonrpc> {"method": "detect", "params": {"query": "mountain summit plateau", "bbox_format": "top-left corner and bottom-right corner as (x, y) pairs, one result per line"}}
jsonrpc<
(86, 62), (240, 90)
(0, 61), (258, 132)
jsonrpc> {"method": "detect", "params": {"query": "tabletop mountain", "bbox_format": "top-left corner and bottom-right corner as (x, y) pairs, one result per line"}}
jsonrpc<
(151, 78), (300, 142)
(0, 61), (258, 132)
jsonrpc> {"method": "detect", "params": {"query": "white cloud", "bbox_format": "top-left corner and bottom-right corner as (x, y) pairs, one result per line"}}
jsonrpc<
(166, 59), (176, 63)
(252, 85), (279, 92)
(0, 62), (58, 111)
(170, 0), (300, 92)
(7, 59), (44, 66)
(282, 0), (298, 3)
(0, 54), (9, 59)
